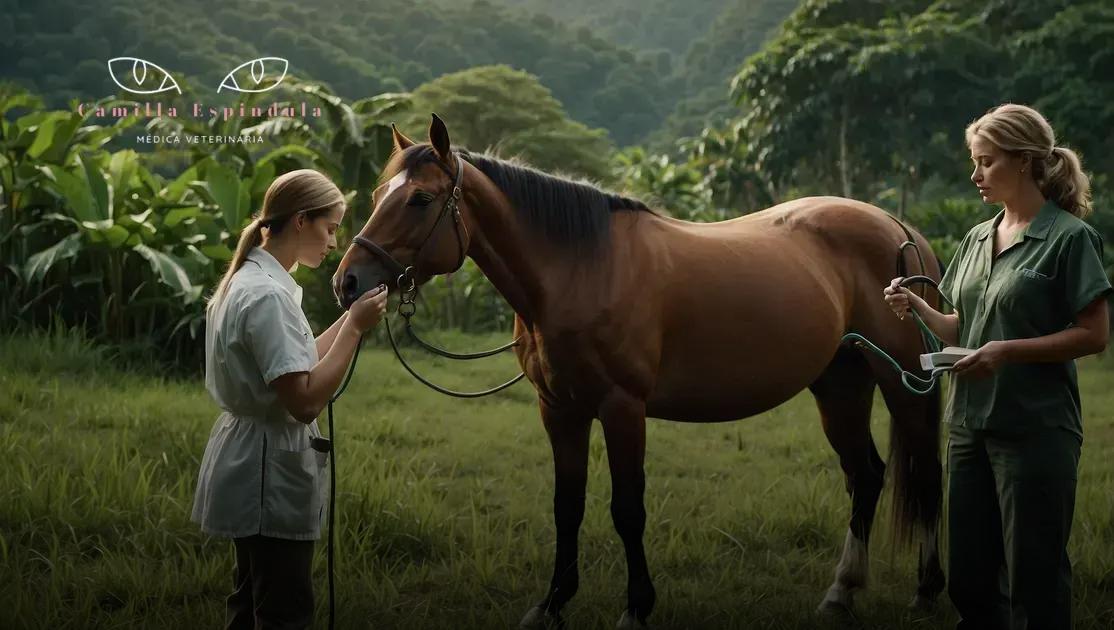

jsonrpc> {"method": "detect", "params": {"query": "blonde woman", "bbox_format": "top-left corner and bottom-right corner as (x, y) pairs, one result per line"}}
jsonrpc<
(885, 104), (1111, 629)
(191, 169), (389, 629)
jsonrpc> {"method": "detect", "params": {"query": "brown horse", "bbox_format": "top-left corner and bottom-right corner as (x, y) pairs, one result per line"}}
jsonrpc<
(333, 115), (946, 627)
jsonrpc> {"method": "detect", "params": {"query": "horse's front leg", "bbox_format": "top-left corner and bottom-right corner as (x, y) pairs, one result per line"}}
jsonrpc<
(600, 393), (655, 629)
(519, 402), (592, 629)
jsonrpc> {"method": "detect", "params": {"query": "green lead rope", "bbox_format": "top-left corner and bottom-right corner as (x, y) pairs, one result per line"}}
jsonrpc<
(840, 275), (955, 395)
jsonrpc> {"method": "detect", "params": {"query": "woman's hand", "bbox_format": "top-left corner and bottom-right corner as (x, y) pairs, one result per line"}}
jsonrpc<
(884, 277), (961, 347)
(883, 277), (922, 319)
(951, 340), (1011, 379)
(348, 285), (389, 332)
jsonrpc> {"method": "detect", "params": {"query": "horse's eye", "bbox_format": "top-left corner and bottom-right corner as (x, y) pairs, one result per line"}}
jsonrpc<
(407, 191), (435, 207)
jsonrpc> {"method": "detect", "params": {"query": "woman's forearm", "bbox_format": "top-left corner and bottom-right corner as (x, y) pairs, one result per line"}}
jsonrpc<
(1003, 327), (1106, 364)
(1002, 298), (1108, 364)
(300, 319), (363, 420)
(314, 311), (350, 358)
(910, 296), (960, 347)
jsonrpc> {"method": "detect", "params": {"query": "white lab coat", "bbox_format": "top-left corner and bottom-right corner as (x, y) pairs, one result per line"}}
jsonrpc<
(191, 246), (328, 540)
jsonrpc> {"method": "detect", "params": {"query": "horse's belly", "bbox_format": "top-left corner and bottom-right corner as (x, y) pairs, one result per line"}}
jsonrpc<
(645, 371), (810, 422)
(645, 313), (839, 422)
(637, 233), (847, 422)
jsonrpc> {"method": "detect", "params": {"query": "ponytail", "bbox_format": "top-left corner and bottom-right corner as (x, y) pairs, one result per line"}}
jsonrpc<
(206, 218), (265, 312)
(1043, 146), (1092, 219)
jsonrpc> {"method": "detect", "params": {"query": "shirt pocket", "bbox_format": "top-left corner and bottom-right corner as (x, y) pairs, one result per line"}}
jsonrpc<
(997, 267), (1056, 327)
(264, 445), (326, 534)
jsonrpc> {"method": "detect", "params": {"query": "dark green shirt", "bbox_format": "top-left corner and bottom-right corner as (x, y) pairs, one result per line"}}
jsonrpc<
(937, 200), (1112, 438)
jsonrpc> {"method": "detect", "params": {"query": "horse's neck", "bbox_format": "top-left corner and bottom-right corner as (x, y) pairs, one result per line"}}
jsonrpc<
(464, 181), (640, 330)
(466, 198), (546, 328)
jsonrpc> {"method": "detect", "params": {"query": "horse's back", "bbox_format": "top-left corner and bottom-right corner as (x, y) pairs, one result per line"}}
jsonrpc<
(662, 195), (936, 310)
(664, 196), (908, 246)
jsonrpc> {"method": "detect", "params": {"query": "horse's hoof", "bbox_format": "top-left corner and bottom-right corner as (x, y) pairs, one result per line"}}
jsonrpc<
(519, 605), (563, 629)
(908, 593), (936, 613)
(816, 596), (857, 620)
(616, 609), (648, 629)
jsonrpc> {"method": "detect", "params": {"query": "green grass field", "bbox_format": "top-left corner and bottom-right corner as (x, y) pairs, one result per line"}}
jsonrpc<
(2, 329), (1113, 629)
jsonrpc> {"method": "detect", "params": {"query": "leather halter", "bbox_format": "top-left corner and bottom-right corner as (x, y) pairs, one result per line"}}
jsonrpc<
(351, 153), (467, 291)
(345, 151), (524, 398)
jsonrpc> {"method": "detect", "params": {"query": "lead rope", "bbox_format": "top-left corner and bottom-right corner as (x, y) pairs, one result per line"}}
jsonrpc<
(324, 332), (364, 630)
(841, 274), (956, 395)
(380, 267), (526, 398)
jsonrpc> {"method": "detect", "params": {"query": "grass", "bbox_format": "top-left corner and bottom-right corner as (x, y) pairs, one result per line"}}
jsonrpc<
(1, 327), (1113, 629)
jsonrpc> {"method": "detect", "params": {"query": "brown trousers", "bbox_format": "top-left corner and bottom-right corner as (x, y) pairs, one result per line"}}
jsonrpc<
(226, 535), (315, 630)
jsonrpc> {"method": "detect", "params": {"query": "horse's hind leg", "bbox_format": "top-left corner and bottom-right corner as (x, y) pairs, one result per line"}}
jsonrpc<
(519, 402), (592, 629)
(810, 346), (884, 615)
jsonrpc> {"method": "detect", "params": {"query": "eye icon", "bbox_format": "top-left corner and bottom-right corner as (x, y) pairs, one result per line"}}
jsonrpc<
(218, 57), (289, 93)
(107, 57), (182, 95)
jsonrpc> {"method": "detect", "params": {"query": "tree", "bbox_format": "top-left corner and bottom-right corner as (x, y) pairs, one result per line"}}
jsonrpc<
(396, 65), (614, 181)
(730, 0), (997, 214)
(1007, 1), (1114, 176)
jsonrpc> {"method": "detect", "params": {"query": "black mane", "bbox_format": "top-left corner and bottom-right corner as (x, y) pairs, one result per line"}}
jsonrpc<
(386, 144), (653, 250)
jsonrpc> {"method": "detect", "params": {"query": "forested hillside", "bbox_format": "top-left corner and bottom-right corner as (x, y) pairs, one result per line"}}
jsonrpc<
(4, 0), (747, 144)
(651, 0), (798, 145)
(491, 0), (729, 56)
(488, 0), (799, 146)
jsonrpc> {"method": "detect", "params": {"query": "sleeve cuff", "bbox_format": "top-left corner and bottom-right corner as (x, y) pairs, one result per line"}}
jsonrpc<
(1070, 284), (1113, 317)
(263, 358), (314, 386)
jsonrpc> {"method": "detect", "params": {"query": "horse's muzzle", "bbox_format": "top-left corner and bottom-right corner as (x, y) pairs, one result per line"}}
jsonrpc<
(335, 255), (408, 309)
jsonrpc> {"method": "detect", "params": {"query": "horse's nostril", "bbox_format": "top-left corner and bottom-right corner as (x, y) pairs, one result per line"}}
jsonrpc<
(337, 272), (360, 305)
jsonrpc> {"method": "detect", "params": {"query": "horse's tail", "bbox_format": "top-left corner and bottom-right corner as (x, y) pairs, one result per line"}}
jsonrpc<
(886, 216), (944, 545)
(887, 367), (942, 545)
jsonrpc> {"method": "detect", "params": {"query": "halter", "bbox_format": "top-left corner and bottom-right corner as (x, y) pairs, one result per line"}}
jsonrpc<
(346, 151), (524, 398)
(352, 152), (467, 295)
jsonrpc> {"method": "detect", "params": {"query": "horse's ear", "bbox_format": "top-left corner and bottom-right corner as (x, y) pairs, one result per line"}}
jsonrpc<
(429, 113), (452, 162)
(391, 123), (415, 151)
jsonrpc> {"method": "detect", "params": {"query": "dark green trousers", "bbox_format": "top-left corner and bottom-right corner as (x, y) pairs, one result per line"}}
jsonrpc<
(226, 535), (315, 630)
(946, 424), (1080, 630)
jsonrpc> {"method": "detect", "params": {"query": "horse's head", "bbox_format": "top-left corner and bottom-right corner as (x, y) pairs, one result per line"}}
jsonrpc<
(333, 114), (472, 308)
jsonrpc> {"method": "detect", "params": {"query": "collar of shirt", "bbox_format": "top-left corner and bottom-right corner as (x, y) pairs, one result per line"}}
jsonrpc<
(245, 246), (304, 306)
(975, 199), (1061, 243)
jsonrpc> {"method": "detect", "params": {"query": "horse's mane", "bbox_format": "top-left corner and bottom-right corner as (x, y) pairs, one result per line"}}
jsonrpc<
(382, 143), (654, 251)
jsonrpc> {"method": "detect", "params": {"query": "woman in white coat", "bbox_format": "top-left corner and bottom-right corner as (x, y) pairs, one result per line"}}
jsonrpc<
(192, 169), (388, 629)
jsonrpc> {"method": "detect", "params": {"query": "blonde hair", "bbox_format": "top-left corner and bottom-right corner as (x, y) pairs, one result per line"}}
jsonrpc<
(207, 169), (345, 310)
(965, 103), (1092, 218)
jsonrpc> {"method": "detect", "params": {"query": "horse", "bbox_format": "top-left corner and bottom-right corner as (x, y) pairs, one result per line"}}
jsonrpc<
(333, 115), (946, 628)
